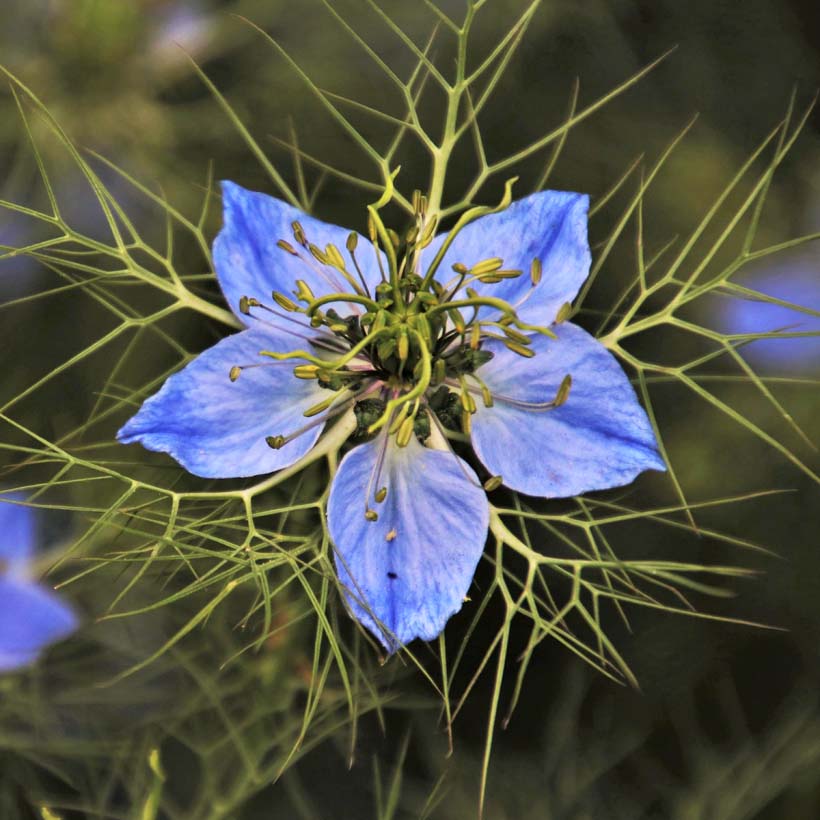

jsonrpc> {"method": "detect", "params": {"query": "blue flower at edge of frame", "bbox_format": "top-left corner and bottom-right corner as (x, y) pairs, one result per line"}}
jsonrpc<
(0, 494), (78, 671)
(118, 182), (666, 652)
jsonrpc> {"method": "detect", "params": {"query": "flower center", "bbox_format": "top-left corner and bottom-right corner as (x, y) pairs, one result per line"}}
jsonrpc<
(231, 188), (571, 453)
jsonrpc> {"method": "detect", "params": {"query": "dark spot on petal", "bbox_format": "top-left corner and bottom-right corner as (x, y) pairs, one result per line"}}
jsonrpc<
(387, 571), (398, 580)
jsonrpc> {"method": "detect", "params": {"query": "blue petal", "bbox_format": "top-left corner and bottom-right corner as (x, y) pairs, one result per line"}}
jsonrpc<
(118, 326), (329, 478)
(0, 577), (78, 672)
(471, 322), (665, 497)
(327, 435), (489, 651)
(425, 191), (590, 325)
(214, 182), (384, 321)
(0, 492), (35, 575)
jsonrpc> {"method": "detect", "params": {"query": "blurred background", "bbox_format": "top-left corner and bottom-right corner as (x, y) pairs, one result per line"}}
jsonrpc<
(0, 1), (818, 817)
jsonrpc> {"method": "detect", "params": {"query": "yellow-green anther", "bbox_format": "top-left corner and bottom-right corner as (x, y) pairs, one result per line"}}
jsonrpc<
(371, 310), (387, 334)
(504, 341), (536, 358)
(397, 328), (409, 362)
(229, 366), (242, 382)
(470, 323), (481, 350)
(368, 329), (431, 434)
(325, 244), (346, 270)
(303, 392), (341, 417)
(396, 415), (415, 447)
(419, 215), (438, 247)
(555, 301), (573, 323)
(530, 257), (542, 285)
(329, 323), (349, 333)
(412, 313), (432, 344)
(433, 358), (446, 384)
(406, 224), (419, 245)
(388, 401), (410, 435)
(503, 326), (532, 345)
(346, 232), (358, 252)
(377, 337), (397, 362)
(293, 364), (320, 379)
(385, 228), (399, 250)
(295, 280), (315, 302)
(272, 291), (299, 312)
(292, 221), (306, 246)
(375, 486), (388, 503)
(554, 374), (572, 406)
(414, 291), (438, 306)
(449, 309), (466, 334)
(480, 384), (493, 407)
(277, 239), (298, 255)
(472, 257), (504, 276)
(513, 320), (558, 340)
(461, 410), (472, 435)
(365, 509), (379, 522)
(452, 262), (469, 275)
(238, 295), (251, 315)
(477, 273), (503, 284)
(489, 269), (524, 280)
(412, 189), (422, 214)
(367, 213), (378, 243)
(310, 313), (324, 328)
(309, 243), (329, 265)
(483, 475), (503, 492)
(460, 390), (476, 414)
(266, 435), (286, 449)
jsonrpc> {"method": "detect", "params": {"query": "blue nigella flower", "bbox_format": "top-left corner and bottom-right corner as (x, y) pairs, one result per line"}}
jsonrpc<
(119, 182), (665, 651)
(0, 494), (78, 670)
(715, 251), (820, 373)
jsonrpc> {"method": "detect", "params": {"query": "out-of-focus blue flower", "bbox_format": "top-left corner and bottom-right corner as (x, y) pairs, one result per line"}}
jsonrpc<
(119, 183), (664, 651)
(716, 251), (820, 373)
(0, 494), (78, 671)
(150, 2), (213, 69)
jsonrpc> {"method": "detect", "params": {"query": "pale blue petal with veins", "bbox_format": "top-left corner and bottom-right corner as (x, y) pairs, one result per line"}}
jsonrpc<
(327, 435), (489, 652)
(118, 326), (328, 478)
(425, 191), (591, 325)
(214, 182), (385, 322)
(471, 323), (665, 497)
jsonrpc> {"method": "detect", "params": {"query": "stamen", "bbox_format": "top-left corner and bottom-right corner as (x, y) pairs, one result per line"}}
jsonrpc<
(266, 385), (376, 451)
(483, 475), (503, 491)
(395, 415), (415, 447)
(280, 225), (357, 300)
(362, 421), (391, 521)
(272, 292), (300, 312)
(346, 232), (372, 298)
(240, 294), (344, 349)
(503, 340), (535, 358)
(367, 212), (388, 285)
(451, 373), (573, 412)
(555, 301), (573, 323)
(277, 239), (298, 256)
